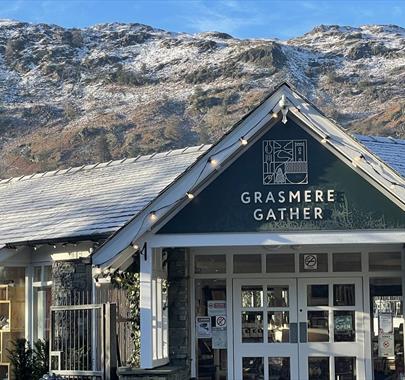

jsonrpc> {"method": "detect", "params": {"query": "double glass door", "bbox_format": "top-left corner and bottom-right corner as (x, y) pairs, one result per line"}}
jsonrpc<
(233, 277), (364, 380)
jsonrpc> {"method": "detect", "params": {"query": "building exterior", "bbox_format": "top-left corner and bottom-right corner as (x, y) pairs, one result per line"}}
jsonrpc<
(0, 83), (404, 380)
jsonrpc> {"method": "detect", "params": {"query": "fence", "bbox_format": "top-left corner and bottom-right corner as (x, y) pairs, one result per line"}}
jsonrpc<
(50, 301), (117, 380)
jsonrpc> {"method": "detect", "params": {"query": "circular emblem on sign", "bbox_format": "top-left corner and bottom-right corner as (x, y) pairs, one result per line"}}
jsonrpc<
(383, 340), (390, 348)
(216, 316), (227, 328)
(304, 254), (318, 270)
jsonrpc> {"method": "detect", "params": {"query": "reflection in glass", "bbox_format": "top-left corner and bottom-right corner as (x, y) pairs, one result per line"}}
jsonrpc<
(369, 251), (401, 271)
(307, 285), (329, 306)
(266, 254), (295, 273)
(308, 357), (330, 380)
(234, 254), (262, 273)
(242, 286), (263, 308)
(268, 286), (289, 307)
(194, 255), (226, 274)
(335, 357), (356, 380)
(308, 311), (329, 342)
(333, 253), (361, 272)
(269, 357), (290, 380)
(242, 311), (263, 343)
(334, 311), (355, 342)
(334, 284), (355, 306)
(243, 357), (264, 380)
(268, 312), (290, 343)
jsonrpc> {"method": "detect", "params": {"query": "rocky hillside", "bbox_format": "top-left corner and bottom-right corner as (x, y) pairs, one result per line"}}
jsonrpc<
(0, 20), (404, 177)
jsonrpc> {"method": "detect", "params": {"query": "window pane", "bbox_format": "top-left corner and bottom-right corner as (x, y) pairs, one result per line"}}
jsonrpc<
(300, 253), (328, 272)
(266, 254), (295, 273)
(34, 266), (42, 282)
(44, 266), (52, 282)
(242, 312), (263, 343)
(195, 255), (226, 274)
(335, 357), (356, 380)
(308, 311), (329, 342)
(307, 285), (329, 306)
(268, 286), (289, 307)
(269, 357), (290, 380)
(242, 286), (263, 308)
(243, 357), (264, 379)
(334, 284), (355, 306)
(369, 252), (401, 271)
(333, 253), (361, 272)
(334, 311), (355, 342)
(308, 357), (329, 380)
(268, 312), (290, 343)
(234, 254), (261, 273)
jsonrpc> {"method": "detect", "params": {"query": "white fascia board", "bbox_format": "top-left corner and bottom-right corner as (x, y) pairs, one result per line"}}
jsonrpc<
(92, 86), (286, 267)
(149, 231), (405, 248)
(284, 87), (405, 207)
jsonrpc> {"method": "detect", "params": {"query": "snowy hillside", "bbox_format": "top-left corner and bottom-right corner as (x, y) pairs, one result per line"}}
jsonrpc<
(0, 21), (403, 176)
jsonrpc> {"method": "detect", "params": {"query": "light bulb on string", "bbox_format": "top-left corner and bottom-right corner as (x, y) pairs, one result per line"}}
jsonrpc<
(240, 137), (248, 146)
(321, 136), (329, 144)
(150, 211), (158, 221)
(186, 192), (195, 200)
(208, 157), (219, 168)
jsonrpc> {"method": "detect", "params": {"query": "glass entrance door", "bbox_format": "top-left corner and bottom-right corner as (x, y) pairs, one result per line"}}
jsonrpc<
(298, 277), (364, 380)
(233, 278), (364, 380)
(233, 278), (299, 380)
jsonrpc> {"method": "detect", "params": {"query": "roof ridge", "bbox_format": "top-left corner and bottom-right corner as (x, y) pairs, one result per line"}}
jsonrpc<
(0, 144), (212, 185)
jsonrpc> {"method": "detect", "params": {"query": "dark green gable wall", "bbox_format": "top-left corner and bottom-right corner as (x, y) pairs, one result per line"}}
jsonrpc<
(158, 120), (405, 234)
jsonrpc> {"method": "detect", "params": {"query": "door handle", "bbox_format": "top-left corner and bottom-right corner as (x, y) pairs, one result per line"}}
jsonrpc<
(299, 322), (307, 343)
(290, 323), (298, 343)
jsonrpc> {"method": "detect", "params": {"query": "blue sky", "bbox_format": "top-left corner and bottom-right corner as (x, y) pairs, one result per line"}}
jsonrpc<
(0, 0), (404, 39)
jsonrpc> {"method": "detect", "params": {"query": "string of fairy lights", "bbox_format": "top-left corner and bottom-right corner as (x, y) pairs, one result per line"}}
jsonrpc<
(95, 94), (404, 271)
(286, 95), (405, 190)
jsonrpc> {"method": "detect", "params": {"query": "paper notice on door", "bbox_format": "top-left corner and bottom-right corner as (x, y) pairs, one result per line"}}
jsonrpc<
(378, 333), (395, 358)
(212, 327), (227, 349)
(207, 300), (226, 316)
(196, 316), (212, 339)
(379, 313), (393, 334)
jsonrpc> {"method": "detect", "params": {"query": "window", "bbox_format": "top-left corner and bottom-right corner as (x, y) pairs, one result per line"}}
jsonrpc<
(266, 254), (295, 273)
(32, 265), (53, 341)
(333, 253), (361, 272)
(369, 252), (401, 271)
(234, 254), (261, 273)
(195, 255), (226, 274)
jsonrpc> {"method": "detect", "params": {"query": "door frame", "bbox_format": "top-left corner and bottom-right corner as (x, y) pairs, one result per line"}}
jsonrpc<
(297, 277), (365, 380)
(189, 245), (404, 379)
(233, 278), (299, 380)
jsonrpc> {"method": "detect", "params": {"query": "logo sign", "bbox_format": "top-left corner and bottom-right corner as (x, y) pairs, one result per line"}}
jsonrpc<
(263, 139), (308, 185)
(215, 316), (227, 328)
(304, 254), (318, 270)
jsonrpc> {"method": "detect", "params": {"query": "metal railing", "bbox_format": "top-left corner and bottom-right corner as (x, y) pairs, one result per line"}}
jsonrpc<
(50, 301), (117, 380)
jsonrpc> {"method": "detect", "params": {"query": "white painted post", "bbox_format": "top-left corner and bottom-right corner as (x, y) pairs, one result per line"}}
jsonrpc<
(140, 243), (153, 368)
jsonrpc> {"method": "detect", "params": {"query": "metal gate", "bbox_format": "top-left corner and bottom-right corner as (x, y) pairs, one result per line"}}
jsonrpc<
(50, 302), (117, 380)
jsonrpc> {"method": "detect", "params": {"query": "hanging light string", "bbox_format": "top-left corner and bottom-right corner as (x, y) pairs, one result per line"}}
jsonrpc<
(286, 96), (405, 190)
(96, 94), (404, 270)
(95, 108), (278, 269)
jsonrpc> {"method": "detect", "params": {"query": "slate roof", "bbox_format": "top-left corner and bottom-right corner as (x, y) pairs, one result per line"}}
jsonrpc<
(0, 145), (210, 246)
(0, 132), (403, 247)
(356, 135), (405, 177)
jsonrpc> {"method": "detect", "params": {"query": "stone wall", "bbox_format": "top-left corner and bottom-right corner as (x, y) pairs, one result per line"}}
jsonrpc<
(167, 248), (191, 373)
(52, 260), (92, 305)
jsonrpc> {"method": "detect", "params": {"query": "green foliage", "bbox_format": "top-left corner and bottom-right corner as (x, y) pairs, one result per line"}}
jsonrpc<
(7, 339), (32, 380)
(111, 259), (169, 368)
(112, 271), (140, 367)
(33, 340), (49, 380)
(7, 339), (49, 380)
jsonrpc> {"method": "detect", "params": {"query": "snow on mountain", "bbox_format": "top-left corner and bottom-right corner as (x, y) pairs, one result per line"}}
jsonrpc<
(0, 21), (403, 177)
